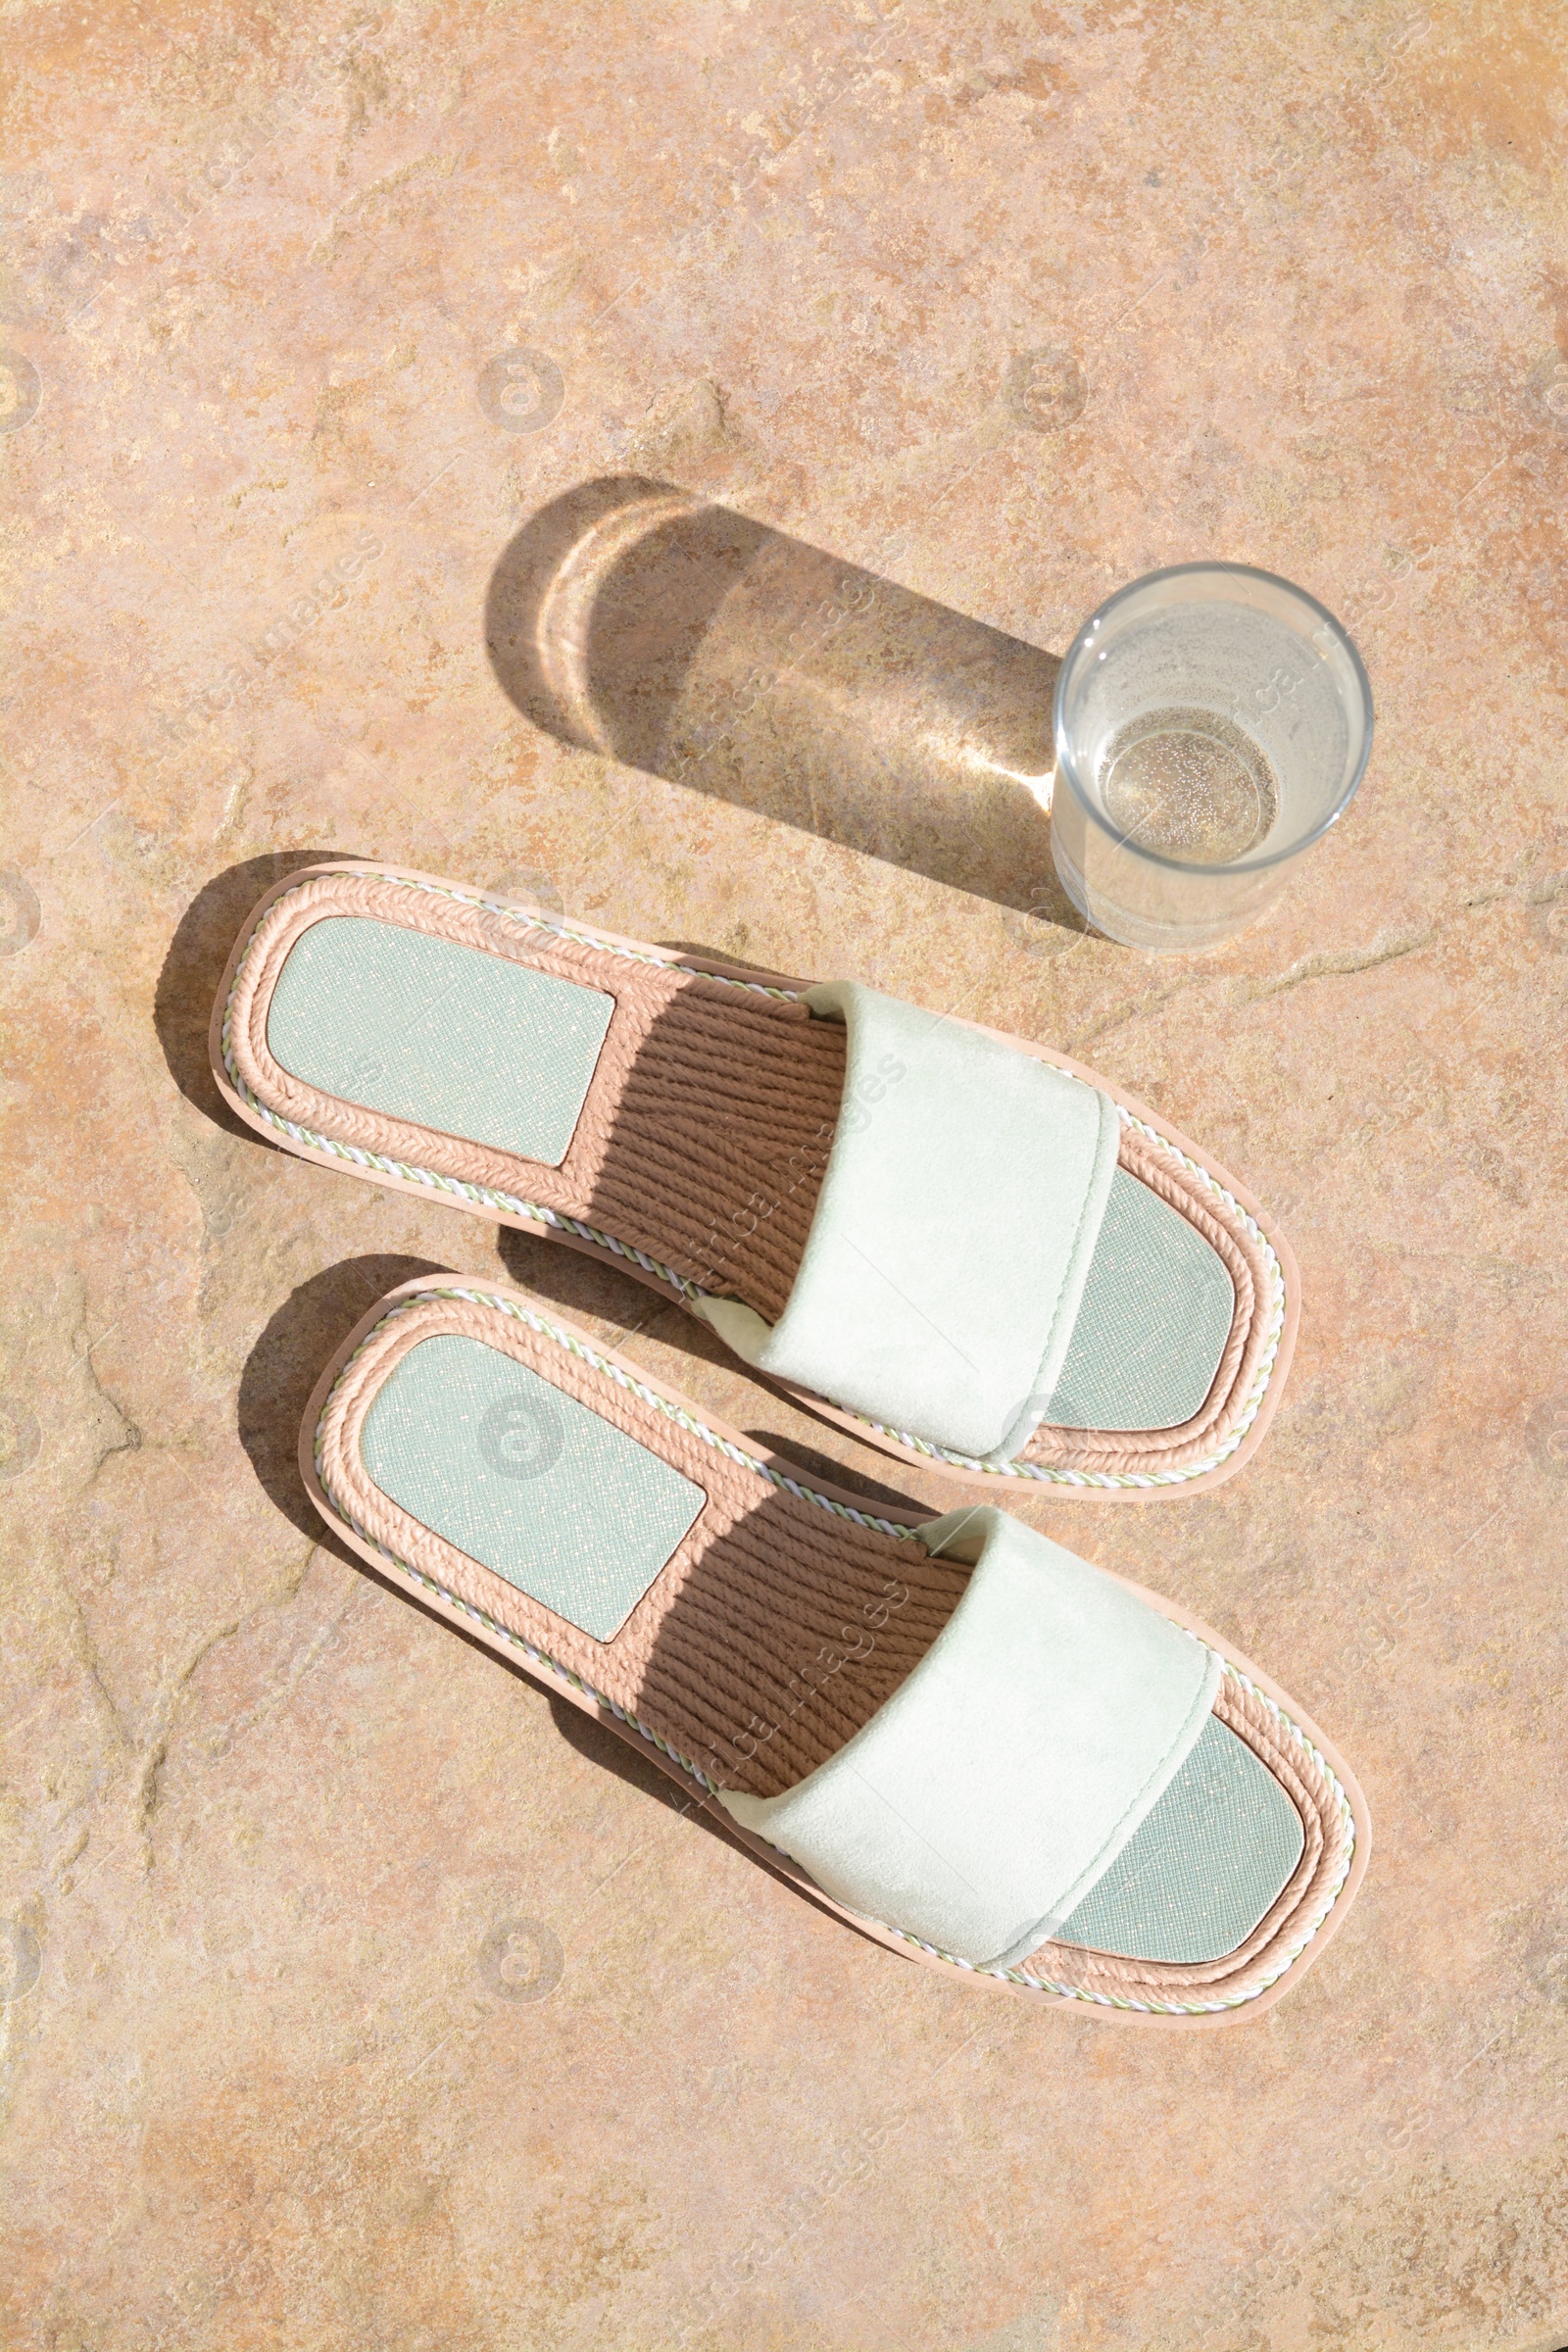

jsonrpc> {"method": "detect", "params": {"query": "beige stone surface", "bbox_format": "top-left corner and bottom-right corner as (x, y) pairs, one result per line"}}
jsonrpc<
(3, 3), (1567, 2345)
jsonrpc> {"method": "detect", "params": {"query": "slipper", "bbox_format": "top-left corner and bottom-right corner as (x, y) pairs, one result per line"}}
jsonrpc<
(301, 1276), (1366, 2025)
(217, 860), (1299, 1497)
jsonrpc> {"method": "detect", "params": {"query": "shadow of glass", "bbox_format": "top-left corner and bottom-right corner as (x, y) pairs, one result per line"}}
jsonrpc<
(155, 849), (368, 1136)
(485, 475), (1084, 929)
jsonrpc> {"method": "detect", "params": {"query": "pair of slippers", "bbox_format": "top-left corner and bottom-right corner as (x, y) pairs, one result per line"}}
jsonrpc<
(212, 860), (1370, 2028)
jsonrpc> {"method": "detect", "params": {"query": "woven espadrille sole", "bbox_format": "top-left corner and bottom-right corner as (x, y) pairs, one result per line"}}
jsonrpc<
(216, 860), (1300, 1500)
(301, 1276), (1367, 2029)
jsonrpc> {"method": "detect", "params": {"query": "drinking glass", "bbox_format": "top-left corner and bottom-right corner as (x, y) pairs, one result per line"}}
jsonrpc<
(1051, 563), (1373, 951)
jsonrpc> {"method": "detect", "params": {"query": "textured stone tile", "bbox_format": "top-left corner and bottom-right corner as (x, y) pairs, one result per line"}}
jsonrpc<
(2, 2), (1566, 2346)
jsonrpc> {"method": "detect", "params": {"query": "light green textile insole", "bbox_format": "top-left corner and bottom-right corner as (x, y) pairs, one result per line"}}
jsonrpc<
(1043, 1167), (1236, 1432)
(360, 1334), (706, 1642)
(1057, 1713), (1304, 1962)
(267, 914), (613, 1167)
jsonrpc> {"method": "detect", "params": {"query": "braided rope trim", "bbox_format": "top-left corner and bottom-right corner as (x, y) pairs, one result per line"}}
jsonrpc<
(225, 871), (1288, 1487)
(843, 1112), (1290, 1490)
(312, 1288), (1354, 2019)
(325, 1287), (919, 1540)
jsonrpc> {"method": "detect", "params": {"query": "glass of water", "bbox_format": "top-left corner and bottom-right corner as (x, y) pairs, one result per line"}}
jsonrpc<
(1051, 563), (1373, 951)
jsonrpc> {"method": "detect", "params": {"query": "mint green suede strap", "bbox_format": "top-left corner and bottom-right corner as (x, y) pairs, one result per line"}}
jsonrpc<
(694, 984), (1120, 1458)
(718, 1507), (1221, 1970)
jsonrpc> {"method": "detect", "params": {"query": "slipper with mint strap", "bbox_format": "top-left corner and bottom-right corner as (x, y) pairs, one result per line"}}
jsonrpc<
(218, 860), (1298, 1496)
(303, 1277), (1366, 2023)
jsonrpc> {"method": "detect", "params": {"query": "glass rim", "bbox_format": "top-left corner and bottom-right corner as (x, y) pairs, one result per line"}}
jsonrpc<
(1052, 560), (1375, 878)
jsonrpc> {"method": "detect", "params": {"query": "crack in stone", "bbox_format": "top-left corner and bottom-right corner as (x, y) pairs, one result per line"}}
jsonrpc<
(135, 1544), (320, 1868)
(203, 1556), (363, 1760)
(62, 1578), (136, 1757)
(1061, 865), (1562, 1054)
(1240, 925), (1439, 1002)
(1064, 965), (1227, 1054)
(127, 1633), (240, 1871)
(45, 1543), (320, 1890)
(66, 1278), (143, 1483)
(53, 1823), (90, 1885)
(307, 146), (460, 266)
(2, 1575), (144, 1877)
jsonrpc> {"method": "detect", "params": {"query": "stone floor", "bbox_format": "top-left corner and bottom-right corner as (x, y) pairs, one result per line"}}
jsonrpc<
(3, 4), (1567, 2346)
